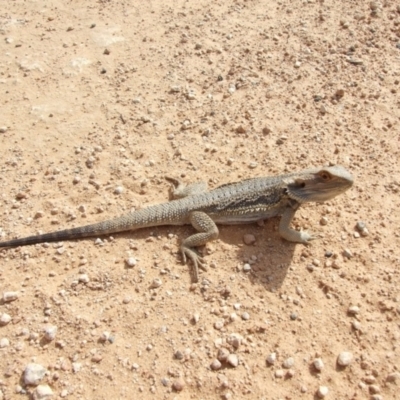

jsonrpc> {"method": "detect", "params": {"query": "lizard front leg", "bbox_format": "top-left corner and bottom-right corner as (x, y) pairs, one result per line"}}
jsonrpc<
(279, 206), (317, 243)
(181, 211), (219, 283)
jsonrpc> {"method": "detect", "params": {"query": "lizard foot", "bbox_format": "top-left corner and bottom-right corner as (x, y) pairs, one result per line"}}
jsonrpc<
(181, 247), (207, 283)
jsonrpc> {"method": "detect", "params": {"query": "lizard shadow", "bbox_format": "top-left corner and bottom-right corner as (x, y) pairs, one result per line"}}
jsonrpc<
(216, 219), (296, 292)
(110, 220), (296, 291)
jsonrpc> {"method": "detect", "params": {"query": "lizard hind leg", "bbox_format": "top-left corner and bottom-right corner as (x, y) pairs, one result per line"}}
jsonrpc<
(181, 211), (219, 283)
(165, 177), (208, 200)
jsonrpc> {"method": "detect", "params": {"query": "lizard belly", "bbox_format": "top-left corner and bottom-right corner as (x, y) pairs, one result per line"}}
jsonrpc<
(212, 209), (281, 225)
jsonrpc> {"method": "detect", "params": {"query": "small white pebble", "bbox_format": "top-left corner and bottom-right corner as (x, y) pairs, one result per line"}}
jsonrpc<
(72, 362), (82, 373)
(100, 331), (110, 342)
(282, 357), (294, 369)
(313, 358), (324, 371)
(32, 384), (53, 399)
(210, 359), (222, 370)
(44, 326), (57, 341)
(0, 126), (8, 133)
(266, 352), (276, 365)
(214, 319), (224, 330)
(0, 313), (11, 326)
(343, 248), (353, 258)
(3, 291), (18, 302)
(226, 353), (239, 367)
(352, 320), (362, 331)
(227, 333), (242, 348)
(317, 386), (329, 398)
(348, 305), (360, 315)
(23, 363), (47, 386)
(126, 257), (137, 267)
(217, 348), (230, 362)
(275, 369), (284, 378)
(191, 313), (200, 324)
(241, 312), (250, 321)
(149, 278), (162, 289)
(337, 351), (353, 367)
(0, 338), (10, 348)
(78, 274), (90, 283)
(242, 263), (252, 273)
(114, 186), (124, 195)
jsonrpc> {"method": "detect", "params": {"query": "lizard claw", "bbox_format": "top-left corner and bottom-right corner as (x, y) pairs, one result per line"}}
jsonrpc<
(180, 247), (207, 283)
(300, 231), (320, 243)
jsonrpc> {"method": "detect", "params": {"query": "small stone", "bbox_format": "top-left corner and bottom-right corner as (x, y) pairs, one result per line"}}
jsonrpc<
(335, 89), (345, 98)
(369, 385), (381, 394)
(243, 234), (256, 245)
(248, 161), (258, 169)
(0, 127), (8, 133)
(320, 216), (328, 225)
(44, 326), (57, 341)
(226, 354), (239, 367)
(313, 358), (324, 371)
(227, 333), (242, 348)
(217, 348), (230, 362)
(103, 48), (110, 55)
(348, 305), (360, 315)
(23, 363), (47, 386)
(337, 351), (353, 367)
(0, 313), (11, 326)
(236, 125), (246, 134)
(343, 248), (353, 258)
(352, 320), (362, 331)
(126, 257), (137, 267)
(275, 369), (284, 378)
(214, 319), (224, 330)
(149, 278), (162, 289)
(3, 291), (18, 302)
(364, 375), (376, 384)
(114, 186), (124, 195)
(243, 263), (252, 273)
(99, 331), (110, 342)
(172, 379), (185, 392)
(0, 338), (10, 348)
(72, 362), (82, 373)
(282, 357), (294, 369)
(286, 368), (295, 378)
(241, 312), (250, 321)
(262, 126), (271, 135)
(266, 352), (276, 365)
(78, 274), (90, 283)
(317, 386), (329, 398)
(386, 372), (400, 383)
(32, 384), (53, 400)
(356, 221), (366, 231)
(210, 359), (222, 370)
(191, 313), (200, 323)
(91, 354), (103, 363)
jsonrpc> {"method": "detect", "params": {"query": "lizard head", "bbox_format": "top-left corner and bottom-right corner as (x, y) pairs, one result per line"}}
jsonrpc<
(286, 165), (354, 203)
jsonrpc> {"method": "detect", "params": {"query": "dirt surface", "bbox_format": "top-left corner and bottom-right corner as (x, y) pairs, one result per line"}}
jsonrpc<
(1, 1), (400, 399)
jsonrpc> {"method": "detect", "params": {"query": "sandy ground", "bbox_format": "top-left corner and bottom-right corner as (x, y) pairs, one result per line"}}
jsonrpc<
(0, 1), (399, 399)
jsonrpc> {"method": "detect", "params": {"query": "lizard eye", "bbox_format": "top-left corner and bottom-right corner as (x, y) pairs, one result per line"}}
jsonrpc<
(320, 172), (331, 180)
